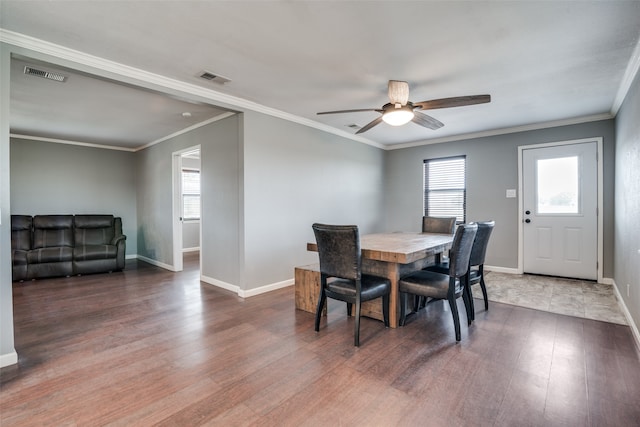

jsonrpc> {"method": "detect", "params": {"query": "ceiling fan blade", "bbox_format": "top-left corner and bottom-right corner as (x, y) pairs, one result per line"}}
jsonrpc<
(412, 111), (444, 130)
(356, 116), (383, 134)
(317, 108), (381, 115)
(414, 94), (491, 110)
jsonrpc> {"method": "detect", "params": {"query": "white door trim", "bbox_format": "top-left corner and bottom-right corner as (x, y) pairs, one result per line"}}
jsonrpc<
(171, 144), (202, 273)
(171, 151), (184, 272)
(517, 137), (604, 283)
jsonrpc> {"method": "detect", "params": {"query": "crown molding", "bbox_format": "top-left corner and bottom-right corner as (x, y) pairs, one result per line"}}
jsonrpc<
(386, 113), (614, 150)
(612, 36), (640, 114)
(137, 112), (237, 152)
(9, 134), (137, 151)
(0, 29), (383, 150)
(1, 28), (631, 153)
(10, 114), (239, 152)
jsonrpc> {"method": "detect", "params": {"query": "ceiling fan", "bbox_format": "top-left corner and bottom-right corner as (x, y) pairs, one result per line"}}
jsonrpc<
(317, 80), (491, 134)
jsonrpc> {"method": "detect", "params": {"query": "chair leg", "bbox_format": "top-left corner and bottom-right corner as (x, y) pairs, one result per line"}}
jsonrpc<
(399, 292), (408, 326)
(315, 290), (326, 332)
(419, 296), (427, 309)
(346, 303), (353, 317)
(461, 288), (473, 326)
(480, 277), (489, 311)
(354, 299), (361, 347)
(448, 296), (461, 342)
(382, 294), (390, 327)
(466, 280), (476, 321)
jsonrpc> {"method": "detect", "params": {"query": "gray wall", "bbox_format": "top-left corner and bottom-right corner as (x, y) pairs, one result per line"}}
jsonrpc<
(241, 111), (385, 291)
(1, 43), (15, 365)
(135, 110), (386, 292)
(200, 115), (241, 285)
(384, 120), (616, 277)
(9, 138), (138, 254)
(615, 68), (640, 332)
(135, 114), (242, 286)
(182, 221), (200, 250)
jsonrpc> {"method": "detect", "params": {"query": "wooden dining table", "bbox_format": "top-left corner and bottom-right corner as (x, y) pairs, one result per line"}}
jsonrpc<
(307, 232), (454, 328)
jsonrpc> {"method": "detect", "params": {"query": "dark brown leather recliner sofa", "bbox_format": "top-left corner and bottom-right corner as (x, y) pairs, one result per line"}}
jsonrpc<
(10, 214), (126, 281)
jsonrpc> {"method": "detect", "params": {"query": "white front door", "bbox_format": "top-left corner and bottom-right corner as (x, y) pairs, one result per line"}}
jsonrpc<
(522, 141), (598, 280)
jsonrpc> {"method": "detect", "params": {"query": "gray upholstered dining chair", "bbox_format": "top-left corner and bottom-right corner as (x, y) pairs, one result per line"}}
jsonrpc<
(312, 223), (391, 347)
(426, 220), (495, 319)
(414, 215), (457, 310)
(399, 223), (477, 342)
(422, 216), (457, 234)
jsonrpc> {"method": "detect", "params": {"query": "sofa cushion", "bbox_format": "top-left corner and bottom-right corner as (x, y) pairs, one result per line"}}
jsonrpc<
(11, 215), (33, 251)
(27, 246), (74, 263)
(74, 215), (115, 245)
(12, 249), (28, 266)
(33, 215), (74, 248)
(74, 245), (117, 261)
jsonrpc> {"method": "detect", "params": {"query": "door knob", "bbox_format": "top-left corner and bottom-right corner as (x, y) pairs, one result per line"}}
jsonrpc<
(525, 210), (531, 215)
(525, 219), (531, 223)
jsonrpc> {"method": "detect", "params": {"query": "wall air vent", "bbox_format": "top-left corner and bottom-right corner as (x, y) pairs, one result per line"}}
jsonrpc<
(23, 66), (67, 82)
(198, 70), (231, 85)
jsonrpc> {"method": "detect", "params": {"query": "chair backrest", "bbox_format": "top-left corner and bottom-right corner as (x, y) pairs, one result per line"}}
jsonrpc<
(448, 223), (478, 278)
(469, 221), (495, 267)
(312, 223), (360, 280)
(422, 216), (457, 234)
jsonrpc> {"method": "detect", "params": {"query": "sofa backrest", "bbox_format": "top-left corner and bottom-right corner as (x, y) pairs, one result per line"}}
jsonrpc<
(33, 215), (74, 248)
(74, 215), (116, 246)
(11, 215), (33, 251)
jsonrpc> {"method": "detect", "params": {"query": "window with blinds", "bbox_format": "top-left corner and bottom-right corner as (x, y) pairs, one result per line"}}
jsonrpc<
(423, 156), (466, 223)
(182, 169), (200, 220)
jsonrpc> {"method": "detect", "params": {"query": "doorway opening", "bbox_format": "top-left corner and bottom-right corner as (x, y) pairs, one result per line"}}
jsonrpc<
(172, 146), (201, 274)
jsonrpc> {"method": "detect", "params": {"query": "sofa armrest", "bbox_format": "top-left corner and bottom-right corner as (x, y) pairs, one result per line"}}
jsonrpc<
(114, 234), (127, 270)
(111, 234), (127, 246)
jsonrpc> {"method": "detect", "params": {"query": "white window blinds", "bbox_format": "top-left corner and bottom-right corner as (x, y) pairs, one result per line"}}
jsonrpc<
(182, 169), (200, 220)
(424, 156), (466, 223)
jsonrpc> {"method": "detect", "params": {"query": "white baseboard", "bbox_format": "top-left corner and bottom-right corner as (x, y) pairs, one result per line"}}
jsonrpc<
(0, 350), (18, 368)
(484, 265), (520, 275)
(240, 278), (294, 298)
(200, 275), (240, 294)
(485, 266), (615, 287)
(136, 255), (177, 272)
(612, 280), (640, 353)
(200, 275), (294, 298)
(182, 247), (200, 253)
(600, 277), (614, 285)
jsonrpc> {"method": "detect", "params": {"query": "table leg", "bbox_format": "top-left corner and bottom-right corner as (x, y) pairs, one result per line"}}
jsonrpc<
(387, 263), (400, 328)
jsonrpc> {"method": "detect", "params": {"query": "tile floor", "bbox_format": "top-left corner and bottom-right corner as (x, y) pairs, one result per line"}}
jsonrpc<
(482, 271), (627, 325)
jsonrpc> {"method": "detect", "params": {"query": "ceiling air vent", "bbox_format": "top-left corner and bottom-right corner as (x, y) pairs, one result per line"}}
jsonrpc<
(198, 70), (231, 85)
(23, 66), (67, 82)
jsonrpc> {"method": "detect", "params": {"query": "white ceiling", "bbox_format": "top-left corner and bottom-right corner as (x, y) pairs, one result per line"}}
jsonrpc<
(2, 1), (640, 150)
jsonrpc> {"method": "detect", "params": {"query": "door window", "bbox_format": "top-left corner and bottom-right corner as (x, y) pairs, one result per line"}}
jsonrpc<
(536, 156), (579, 214)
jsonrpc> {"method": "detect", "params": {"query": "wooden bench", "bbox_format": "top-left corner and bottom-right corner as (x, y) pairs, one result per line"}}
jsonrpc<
(294, 263), (384, 321)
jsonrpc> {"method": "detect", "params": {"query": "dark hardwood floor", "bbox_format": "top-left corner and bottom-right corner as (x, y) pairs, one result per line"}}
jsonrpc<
(2, 252), (640, 426)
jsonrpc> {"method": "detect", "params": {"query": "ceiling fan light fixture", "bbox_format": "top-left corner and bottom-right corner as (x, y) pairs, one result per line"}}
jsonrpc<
(388, 80), (409, 105)
(382, 106), (414, 126)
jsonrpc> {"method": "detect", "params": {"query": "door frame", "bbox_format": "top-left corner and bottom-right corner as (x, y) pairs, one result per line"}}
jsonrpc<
(172, 144), (202, 273)
(517, 137), (604, 283)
